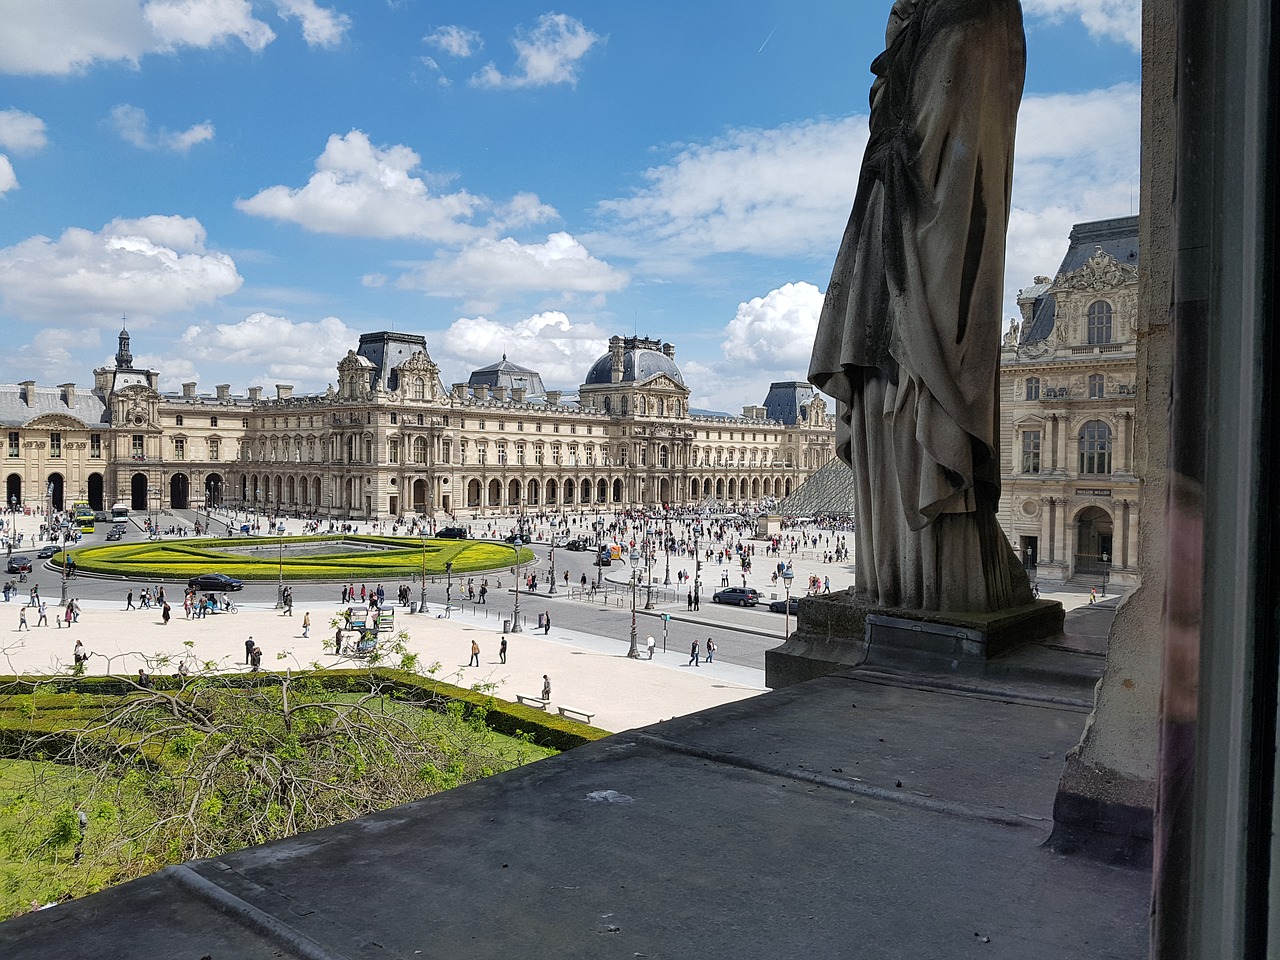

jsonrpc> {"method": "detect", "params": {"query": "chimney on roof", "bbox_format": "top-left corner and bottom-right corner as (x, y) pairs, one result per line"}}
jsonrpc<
(473, 384), (489, 401)
(215, 384), (230, 400)
(452, 383), (467, 400)
(182, 382), (196, 399)
(512, 387), (527, 403)
(662, 342), (675, 359)
(609, 336), (624, 384)
(491, 385), (507, 402)
(19, 380), (34, 406)
(545, 390), (562, 406)
(60, 383), (76, 407)
(247, 386), (263, 402)
(276, 384), (293, 400)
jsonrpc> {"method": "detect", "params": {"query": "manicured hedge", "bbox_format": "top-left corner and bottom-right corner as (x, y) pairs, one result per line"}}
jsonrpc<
(0, 668), (611, 751)
(67, 535), (533, 582)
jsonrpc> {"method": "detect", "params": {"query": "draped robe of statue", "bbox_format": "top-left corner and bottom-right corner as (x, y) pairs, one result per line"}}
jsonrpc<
(808, 0), (1033, 613)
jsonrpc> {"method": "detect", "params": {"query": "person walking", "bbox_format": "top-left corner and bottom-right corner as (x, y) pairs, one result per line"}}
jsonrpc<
(18, 607), (28, 631)
(125, 589), (134, 610)
(250, 646), (263, 672)
(499, 636), (507, 664)
(36, 602), (48, 627)
(302, 612), (311, 638)
(542, 674), (551, 701)
(161, 601), (171, 625)
(543, 610), (551, 635)
(245, 635), (255, 665)
(63, 604), (73, 629)
(689, 638), (700, 667)
(469, 639), (480, 667)
(706, 636), (716, 663)
(646, 634), (656, 660)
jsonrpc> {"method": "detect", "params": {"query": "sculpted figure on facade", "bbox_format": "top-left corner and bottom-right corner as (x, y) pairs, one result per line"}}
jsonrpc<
(808, 0), (1033, 612)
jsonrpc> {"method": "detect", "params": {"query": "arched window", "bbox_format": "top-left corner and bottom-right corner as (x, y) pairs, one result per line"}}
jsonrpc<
(413, 378), (425, 400)
(1087, 301), (1113, 345)
(1078, 420), (1112, 475)
(1025, 377), (1040, 401)
(1088, 374), (1105, 399)
(659, 445), (669, 468)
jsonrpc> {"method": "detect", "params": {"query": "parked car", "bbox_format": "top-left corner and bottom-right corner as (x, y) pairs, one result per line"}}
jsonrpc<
(564, 539), (588, 551)
(37, 545), (58, 559)
(768, 597), (800, 615)
(436, 527), (468, 539)
(187, 573), (244, 592)
(712, 587), (761, 607)
(6, 556), (32, 574)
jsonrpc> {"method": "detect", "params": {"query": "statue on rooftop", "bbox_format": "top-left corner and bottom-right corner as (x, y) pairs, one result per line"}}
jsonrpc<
(808, 0), (1033, 613)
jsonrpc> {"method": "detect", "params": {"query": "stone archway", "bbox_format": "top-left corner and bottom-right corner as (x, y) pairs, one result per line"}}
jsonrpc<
(205, 472), (224, 508)
(6, 473), (21, 511)
(46, 473), (64, 511)
(88, 473), (105, 511)
(170, 473), (190, 510)
(1074, 505), (1114, 575)
(130, 473), (148, 511)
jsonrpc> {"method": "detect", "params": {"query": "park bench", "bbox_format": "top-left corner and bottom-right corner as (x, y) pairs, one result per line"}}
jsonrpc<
(557, 705), (595, 724)
(515, 694), (548, 710)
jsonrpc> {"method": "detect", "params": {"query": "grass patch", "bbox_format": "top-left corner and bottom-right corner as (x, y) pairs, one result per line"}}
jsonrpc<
(67, 535), (532, 581)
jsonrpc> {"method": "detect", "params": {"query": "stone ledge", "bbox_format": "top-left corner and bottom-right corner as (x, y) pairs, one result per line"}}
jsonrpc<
(765, 591), (1066, 689)
(1047, 754), (1154, 866)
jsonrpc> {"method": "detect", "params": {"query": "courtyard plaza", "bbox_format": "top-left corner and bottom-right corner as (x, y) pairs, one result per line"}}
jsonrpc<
(2, 505), (1110, 733)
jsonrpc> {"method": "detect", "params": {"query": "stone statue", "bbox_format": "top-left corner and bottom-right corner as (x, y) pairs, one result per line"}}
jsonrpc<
(808, 0), (1032, 613)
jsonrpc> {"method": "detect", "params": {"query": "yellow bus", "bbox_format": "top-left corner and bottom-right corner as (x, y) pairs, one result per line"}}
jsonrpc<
(73, 501), (95, 533)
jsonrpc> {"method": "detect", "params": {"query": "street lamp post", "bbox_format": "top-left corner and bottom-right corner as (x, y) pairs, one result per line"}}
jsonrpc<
(419, 529), (429, 612)
(627, 546), (640, 658)
(663, 518), (671, 586)
(595, 520), (605, 588)
(782, 565), (795, 641)
(643, 528), (654, 610)
(275, 522), (285, 608)
(510, 537), (523, 632)
(548, 548), (557, 595)
(692, 520), (702, 609)
(1101, 552), (1111, 596)
(59, 522), (70, 605)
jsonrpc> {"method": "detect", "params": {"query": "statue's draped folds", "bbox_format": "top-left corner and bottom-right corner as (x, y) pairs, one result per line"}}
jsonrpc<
(808, 0), (1032, 612)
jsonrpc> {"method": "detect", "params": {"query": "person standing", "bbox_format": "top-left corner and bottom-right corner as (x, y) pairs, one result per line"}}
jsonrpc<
(499, 636), (507, 664)
(161, 602), (171, 625)
(18, 606), (28, 631)
(689, 638), (700, 667)
(36, 601), (47, 627)
(469, 639), (480, 667)
(63, 604), (73, 629)
(543, 610), (551, 635)
(302, 612), (311, 638)
(687, 589), (693, 611)
(250, 646), (262, 672)
(706, 636), (716, 663)
(542, 674), (551, 701)
(646, 634), (656, 660)
(245, 635), (255, 665)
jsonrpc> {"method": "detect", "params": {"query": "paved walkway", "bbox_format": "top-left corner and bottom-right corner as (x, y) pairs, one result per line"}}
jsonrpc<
(1, 507), (1117, 734)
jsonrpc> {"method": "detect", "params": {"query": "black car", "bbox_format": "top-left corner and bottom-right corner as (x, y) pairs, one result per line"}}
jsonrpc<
(504, 530), (533, 543)
(436, 527), (468, 539)
(768, 597), (800, 615)
(564, 539), (588, 551)
(6, 556), (31, 574)
(187, 573), (244, 592)
(712, 587), (761, 607)
(37, 545), (58, 559)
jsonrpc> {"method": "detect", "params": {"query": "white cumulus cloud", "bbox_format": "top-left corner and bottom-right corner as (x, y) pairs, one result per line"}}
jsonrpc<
(435, 311), (608, 389)
(425, 24), (481, 58)
(0, 0), (347, 75)
(0, 215), (242, 322)
(144, 0), (275, 52)
(110, 104), (215, 152)
(399, 232), (627, 310)
(179, 312), (354, 385)
(0, 155), (16, 194)
(0, 109), (48, 152)
(720, 282), (824, 370)
(470, 13), (601, 89)
(236, 129), (555, 243)
(1023, 0), (1140, 50)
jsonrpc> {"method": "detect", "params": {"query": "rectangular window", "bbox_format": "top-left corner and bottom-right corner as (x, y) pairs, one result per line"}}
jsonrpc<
(90, 433), (101, 458)
(552, 444), (561, 465)
(49, 432), (62, 458)
(516, 443), (526, 465)
(173, 438), (186, 460)
(441, 441), (451, 464)
(209, 438), (220, 460)
(497, 443), (507, 465)
(7, 432), (18, 458)
(1021, 431), (1041, 474)
(535, 444), (544, 465)
(389, 439), (400, 464)
(390, 412), (398, 424)
(459, 441), (468, 464)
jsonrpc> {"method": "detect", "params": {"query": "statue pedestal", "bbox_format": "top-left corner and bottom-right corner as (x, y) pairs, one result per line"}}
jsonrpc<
(765, 590), (1065, 689)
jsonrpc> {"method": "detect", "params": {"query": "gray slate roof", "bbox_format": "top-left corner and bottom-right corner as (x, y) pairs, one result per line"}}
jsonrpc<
(0, 384), (109, 428)
(776, 456), (857, 516)
(763, 381), (817, 425)
(584, 347), (686, 388)
(468, 356), (547, 397)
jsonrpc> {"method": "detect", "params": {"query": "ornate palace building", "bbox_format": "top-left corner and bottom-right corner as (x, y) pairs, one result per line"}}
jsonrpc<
(1, 330), (836, 522)
(999, 216), (1141, 588)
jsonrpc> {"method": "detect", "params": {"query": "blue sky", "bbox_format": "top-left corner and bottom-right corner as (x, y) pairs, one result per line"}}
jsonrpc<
(0, 0), (1139, 414)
